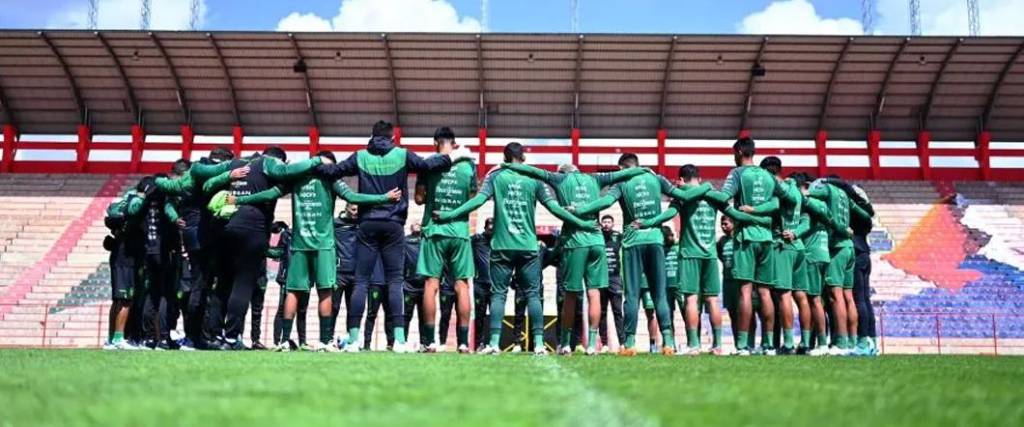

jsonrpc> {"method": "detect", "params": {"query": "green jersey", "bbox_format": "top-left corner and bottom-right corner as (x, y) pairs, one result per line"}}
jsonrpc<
(606, 174), (678, 248)
(677, 184), (718, 259)
(665, 243), (681, 287)
(289, 177), (390, 251)
(810, 183), (852, 249)
(717, 236), (735, 281)
(774, 179), (806, 251)
(718, 165), (777, 243)
(417, 159), (477, 240)
(801, 197), (832, 263)
(502, 163), (644, 249)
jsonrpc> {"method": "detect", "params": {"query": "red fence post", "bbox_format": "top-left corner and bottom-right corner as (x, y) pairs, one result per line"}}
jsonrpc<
(130, 124), (145, 173)
(868, 129), (882, 179)
(656, 128), (668, 176)
(917, 131), (932, 180)
(477, 127), (487, 179)
(1, 124), (16, 173)
(76, 124), (92, 173)
(308, 127), (321, 157)
(393, 126), (402, 145)
(181, 124), (194, 161)
(570, 128), (581, 167)
(232, 125), (244, 157)
(815, 130), (828, 178)
(977, 130), (992, 181)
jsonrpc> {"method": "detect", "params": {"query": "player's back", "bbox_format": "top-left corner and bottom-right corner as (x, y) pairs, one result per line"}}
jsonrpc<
(489, 169), (543, 251)
(615, 172), (667, 248)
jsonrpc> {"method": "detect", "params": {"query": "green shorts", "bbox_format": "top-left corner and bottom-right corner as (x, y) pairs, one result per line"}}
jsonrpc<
(732, 240), (776, 286)
(826, 246), (855, 289)
(773, 247), (805, 291)
(560, 245), (609, 292)
(805, 261), (827, 297)
(791, 253), (809, 293)
(286, 249), (337, 291)
(416, 235), (474, 280)
(679, 257), (721, 297)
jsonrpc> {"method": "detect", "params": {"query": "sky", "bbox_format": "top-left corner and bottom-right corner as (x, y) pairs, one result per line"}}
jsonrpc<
(0, 0), (1022, 36)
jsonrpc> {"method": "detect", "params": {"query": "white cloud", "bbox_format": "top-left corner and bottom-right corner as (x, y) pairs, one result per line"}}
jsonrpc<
(876, 0), (1024, 36)
(737, 0), (863, 35)
(45, 0), (207, 30)
(276, 0), (482, 33)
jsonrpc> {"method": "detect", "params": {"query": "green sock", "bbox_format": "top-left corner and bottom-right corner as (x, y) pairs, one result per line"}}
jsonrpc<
(851, 334), (858, 348)
(318, 317), (333, 344)
(763, 333), (774, 349)
(801, 330), (812, 347)
(456, 326), (469, 347)
(112, 331), (124, 343)
(423, 324), (436, 345)
(346, 327), (360, 345)
(816, 332), (828, 348)
(624, 335), (636, 348)
(783, 329), (794, 348)
(282, 319), (294, 343)
(736, 331), (749, 350)
(587, 328), (598, 350)
(712, 328), (722, 348)
(858, 336), (870, 348)
(533, 334), (545, 350)
(489, 331), (501, 348)
(686, 329), (699, 348)
(394, 327), (406, 345)
(837, 335), (849, 349)
(560, 329), (572, 347)
(662, 329), (675, 348)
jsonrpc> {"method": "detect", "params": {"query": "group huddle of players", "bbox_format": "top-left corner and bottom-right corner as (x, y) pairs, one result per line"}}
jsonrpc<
(101, 120), (878, 356)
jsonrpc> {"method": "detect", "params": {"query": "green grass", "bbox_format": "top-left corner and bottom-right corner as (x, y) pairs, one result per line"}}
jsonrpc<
(1, 350), (1022, 427)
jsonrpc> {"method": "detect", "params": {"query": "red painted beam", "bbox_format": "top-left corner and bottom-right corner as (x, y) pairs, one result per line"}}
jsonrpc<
(738, 129), (751, 139)
(814, 130), (828, 178)
(130, 124), (145, 173)
(393, 126), (402, 145)
(75, 124), (91, 173)
(656, 128), (668, 176)
(232, 125), (243, 157)
(2, 124), (15, 173)
(917, 131), (932, 180)
(477, 127), (487, 178)
(181, 124), (194, 161)
(570, 128), (581, 167)
(308, 127), (321, 157)
(867, 129), (881, 179)
(976, 130), (991, 181)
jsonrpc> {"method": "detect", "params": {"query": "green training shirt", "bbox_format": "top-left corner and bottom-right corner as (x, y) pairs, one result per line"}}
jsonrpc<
(774, 179), (806, 251)
(810, 183), (852, 249)
(418, 159), (478, 240)
(713, 165), (777, 243)
(801, 197), (832, 263)
(665, 243), (681, 288)
(677, 184), (718, 259)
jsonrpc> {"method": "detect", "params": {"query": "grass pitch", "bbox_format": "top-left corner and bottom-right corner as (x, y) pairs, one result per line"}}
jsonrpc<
(1, 350), (1021, 427)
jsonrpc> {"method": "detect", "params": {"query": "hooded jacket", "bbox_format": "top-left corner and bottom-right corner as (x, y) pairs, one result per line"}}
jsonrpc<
(315, 136), (452, 224)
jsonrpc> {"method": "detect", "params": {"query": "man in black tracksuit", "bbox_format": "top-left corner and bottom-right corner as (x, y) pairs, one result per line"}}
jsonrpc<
(332, 204), (358, 344)
(314, 121), (455, 352)
(600, 215), (625, 350)
(471, 218), (494, 350)
(403, 223), (428, 347)
(142, 173), (184, 350)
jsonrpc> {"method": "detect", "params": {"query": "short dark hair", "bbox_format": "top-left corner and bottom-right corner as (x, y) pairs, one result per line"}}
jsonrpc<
(263, 146), (287, 162)
(617, 153), (639, 168)
(209, 147), (233, 162)
(503, 142), (525, 163)
(760, 156), (782, 176)
(601, 214), (614, 222)
(372, 120), (394, 138)
(787, 171), (810, 188)
(171, 159), (191, 176)
(826, 173), (841, 180)
(733, 137), (755, 158)
(316, 150), (336, 163)
(679, 164), (699, 181)
(433, 127), (455, 142)
(271, 221), (289, 234)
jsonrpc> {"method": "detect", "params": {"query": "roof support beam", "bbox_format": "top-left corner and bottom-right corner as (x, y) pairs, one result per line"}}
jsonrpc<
(920, 38), (963, 131)
(150, 32), (191, 126)
(656, 36), (678, 130)
(739, 36), (769, 132)
(476, 34), (487, 128)
(816, 37), (855, 132)
(288, 33), (319, 129)
(208, 33), (241, 126)
(980, 40), (1024, 131)
(95, 32), (142, 125)
(381, 34), (400, 126)
(571, 35), (585, 129)
(39, 31), (88, 125)
(871, 37), (911, 129)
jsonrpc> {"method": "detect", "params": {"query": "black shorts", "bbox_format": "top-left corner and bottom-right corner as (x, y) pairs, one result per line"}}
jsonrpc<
(109, 243), (139, 301)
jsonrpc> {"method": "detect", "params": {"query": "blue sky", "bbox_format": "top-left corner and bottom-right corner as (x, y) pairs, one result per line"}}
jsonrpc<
(1, 0), (1021, 36)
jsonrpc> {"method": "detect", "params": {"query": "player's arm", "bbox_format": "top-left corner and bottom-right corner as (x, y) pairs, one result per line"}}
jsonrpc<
(407, 151), (452, 173)
(538, 186), (597, 231)
(190, 161), (235, 180)
(851, 202), (872, 222)
(163, 200), (180, 223)
(663, 179), (712, 204)
(126, 192), (145, 216)
(574, 185), (622, 217)
(777, 179), (801, 205)
(638, 205), (679, 229)
(720, 205), (772, 226)
(264, 156), (322, 181)
(501, 162), (558, 185)
(436, 173), (495, 222)
(314, 153), (358, 179)
(744, 197), (779, 215)
(592, 167), (648, 187)
(334, 180), (397, 206)
(791, 213), (811, 240)
(807, 184), (829, 200)
(235, 186), (285, 205)
(705, 167), (743, 204)
(202, 171), (232, 194)
(154, 174), (192, 195)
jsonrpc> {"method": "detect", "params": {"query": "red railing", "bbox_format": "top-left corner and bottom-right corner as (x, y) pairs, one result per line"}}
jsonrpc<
(2, 303), (1022, 354)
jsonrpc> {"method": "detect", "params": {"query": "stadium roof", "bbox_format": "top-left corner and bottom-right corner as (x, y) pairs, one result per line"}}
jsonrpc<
(0, 30), (1022, 141)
